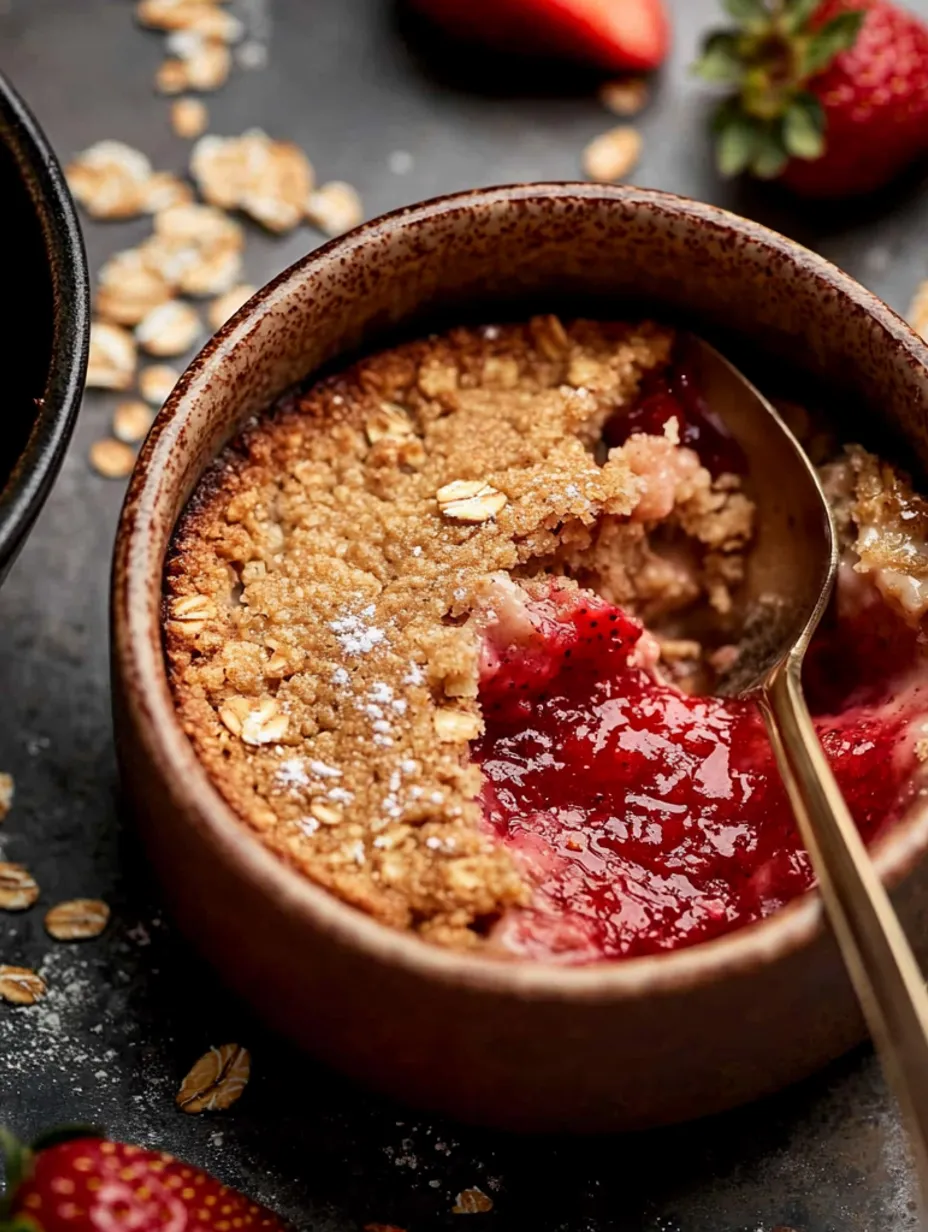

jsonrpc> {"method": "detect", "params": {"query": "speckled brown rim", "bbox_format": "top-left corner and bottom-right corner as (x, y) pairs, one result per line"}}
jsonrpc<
(113, 182), (928, 1003)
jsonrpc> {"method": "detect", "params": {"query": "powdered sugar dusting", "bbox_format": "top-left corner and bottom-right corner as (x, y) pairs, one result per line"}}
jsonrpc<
(329, 604), (387, 656)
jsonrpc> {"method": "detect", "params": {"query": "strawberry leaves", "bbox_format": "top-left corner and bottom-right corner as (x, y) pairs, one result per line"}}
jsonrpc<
(783, 93), (826, 158)
(695, 0), (866, 179)
(803, 10), (865, 72)
(695, 32), (744, 82)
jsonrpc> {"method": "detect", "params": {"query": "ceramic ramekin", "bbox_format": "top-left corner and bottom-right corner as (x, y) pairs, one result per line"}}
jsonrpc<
(112, 184), (928, 1132)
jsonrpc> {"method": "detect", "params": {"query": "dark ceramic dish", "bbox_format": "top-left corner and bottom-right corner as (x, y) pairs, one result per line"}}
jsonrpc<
(0, 71), (89, 585)
(113, 185), (928, 1133)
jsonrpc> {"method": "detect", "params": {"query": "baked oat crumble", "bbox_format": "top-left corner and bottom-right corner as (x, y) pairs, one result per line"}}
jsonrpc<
(166, 318), (755, 948)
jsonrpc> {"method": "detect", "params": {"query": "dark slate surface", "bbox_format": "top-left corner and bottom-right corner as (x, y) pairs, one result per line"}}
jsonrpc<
(2, 0), (928, 1227)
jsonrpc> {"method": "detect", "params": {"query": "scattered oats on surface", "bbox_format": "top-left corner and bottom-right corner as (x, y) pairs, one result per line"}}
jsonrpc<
(154, 200), (245, 249)
(90, 438), (136, 480)
(582, 125), (642, 183)
(598, 77), (649, 116)
(917, 736), (928, 763)
(180, 38), (233, 91)
(45, 899), (111, 941)
(113, 400), (155, 444)
(908, 279), (928, 342)
(305, 180), (363, 237)
(178, 243), (242, 297)
(171, 96), (209, 139)
(452, 1189), (493, 1215)
(0, 863), (39, 910)
(138, 0), (243, 42)
(156, 57), (189, 94)
(143, 170), (194, 212)
(208, 283), (255, 329)
(0, 773), (13, 821)
(139, 362), (180, 405)
(177, 1043), (251, 1113)
(96, 248), (172, 327)
(191, 130), (314, 232)
(65, 140), (153, 219)
(156, 35), (231, 94)
(142, 202), (244, 296)
(0, 965), (46, 1006)
(86, 321), (138, 389)
(136, 299), (201, 356)
(436, 479), (508, 523)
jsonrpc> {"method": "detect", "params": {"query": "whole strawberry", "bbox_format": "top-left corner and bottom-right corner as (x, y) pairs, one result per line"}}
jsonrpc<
(695, 0), (928, 198)
(0, 1126), (285, 1231)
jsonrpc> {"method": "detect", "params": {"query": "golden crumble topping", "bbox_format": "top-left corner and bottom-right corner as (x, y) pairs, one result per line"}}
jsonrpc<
(822, 444), (928, 621)
(164, 317), (754, 948)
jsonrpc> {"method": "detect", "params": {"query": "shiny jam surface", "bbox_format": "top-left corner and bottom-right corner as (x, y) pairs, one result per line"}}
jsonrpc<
(474, 360), (927, 963)
(476, 587), (925, 963)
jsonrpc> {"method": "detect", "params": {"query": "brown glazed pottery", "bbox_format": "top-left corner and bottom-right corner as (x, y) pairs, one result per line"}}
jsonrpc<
(111, 184), (928, 1133)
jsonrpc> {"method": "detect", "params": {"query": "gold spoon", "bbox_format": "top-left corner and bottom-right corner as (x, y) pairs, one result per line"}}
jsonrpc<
(692, 336), (928, 1202)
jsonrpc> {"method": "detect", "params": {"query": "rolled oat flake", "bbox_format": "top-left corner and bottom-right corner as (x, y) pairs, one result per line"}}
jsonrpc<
(177, 1043), (251, 1113)
(45, 898), (111, 941)
(0, 862), (39, 910)
(0, 964), (46, 1006)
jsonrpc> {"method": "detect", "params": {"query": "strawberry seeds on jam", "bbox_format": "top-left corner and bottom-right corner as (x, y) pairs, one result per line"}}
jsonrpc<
(473, 362), (925, 964)
(475, 586), (921, 963)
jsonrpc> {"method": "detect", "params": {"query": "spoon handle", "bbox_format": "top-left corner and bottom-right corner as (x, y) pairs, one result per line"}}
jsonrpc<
(761, 658), (928, 1198)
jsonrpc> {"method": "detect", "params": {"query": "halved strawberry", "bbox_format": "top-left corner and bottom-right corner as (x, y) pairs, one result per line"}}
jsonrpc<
(407, 0), (671, 72)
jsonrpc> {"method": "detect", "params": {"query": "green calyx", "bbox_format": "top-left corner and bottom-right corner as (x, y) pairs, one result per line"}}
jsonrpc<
(0, 1128), (35, 1231)
(694, 0), (866, 178)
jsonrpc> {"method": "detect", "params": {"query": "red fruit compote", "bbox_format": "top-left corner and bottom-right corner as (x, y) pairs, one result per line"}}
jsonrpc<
(473, 367), (928, 964)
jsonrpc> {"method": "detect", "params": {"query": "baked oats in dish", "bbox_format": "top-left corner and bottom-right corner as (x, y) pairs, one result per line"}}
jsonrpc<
(164, 316), (928, 963)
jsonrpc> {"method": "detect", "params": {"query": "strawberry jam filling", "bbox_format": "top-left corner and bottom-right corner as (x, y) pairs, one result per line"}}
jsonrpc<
(475, 583), (925, 963)
(474, 356), (928, 964)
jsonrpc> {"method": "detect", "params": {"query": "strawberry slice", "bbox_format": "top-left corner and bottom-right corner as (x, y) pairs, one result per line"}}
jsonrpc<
(407, 0), (671, 72)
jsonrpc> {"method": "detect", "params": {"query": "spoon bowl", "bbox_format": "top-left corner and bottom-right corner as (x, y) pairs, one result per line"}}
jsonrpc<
(689, 337), (838, 697)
